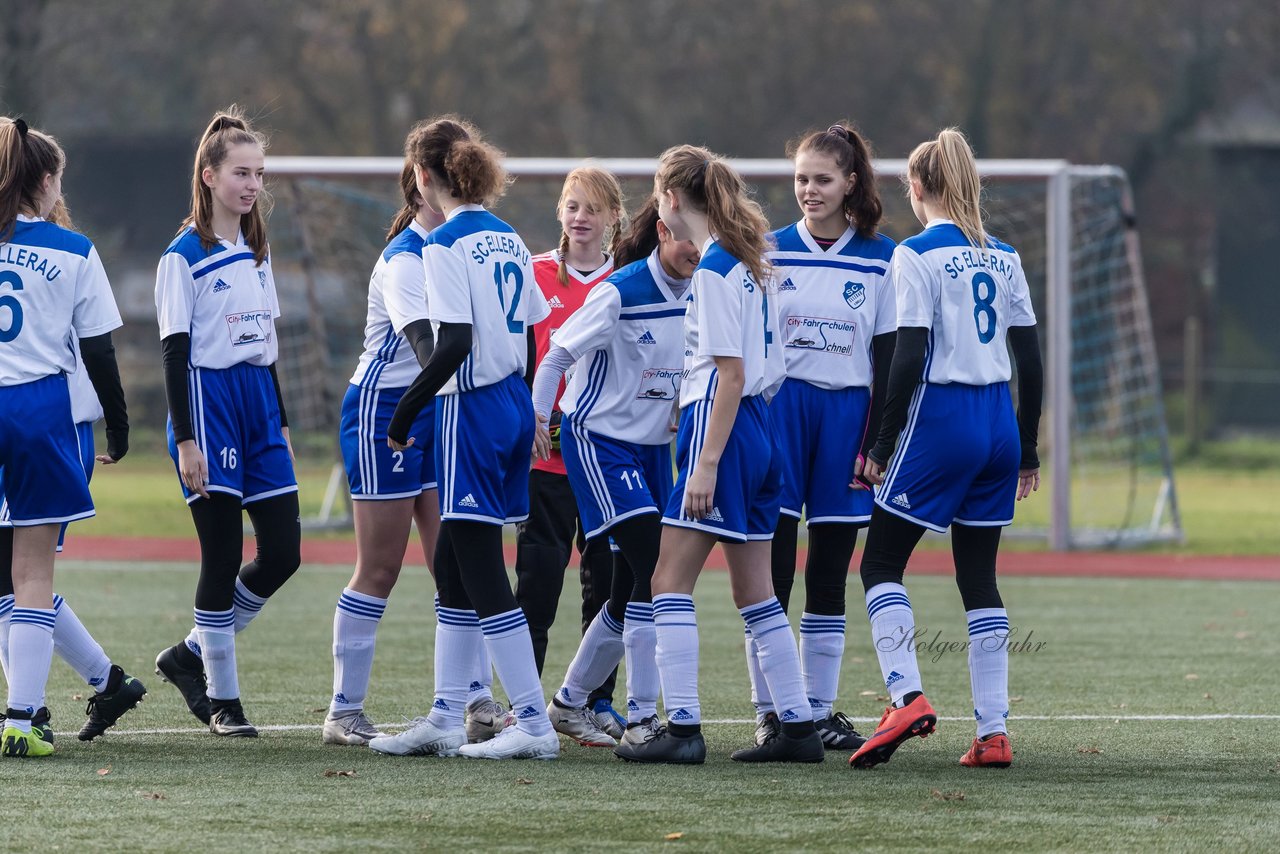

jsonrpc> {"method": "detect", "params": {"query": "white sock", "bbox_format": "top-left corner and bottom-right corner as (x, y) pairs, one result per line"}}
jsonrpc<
(49, 594), (113, 691)
(967, 608), (1011, 738)
(232, 577), (268, 633)
(194, 609), (238, 700)
(865, 583), (922, 705)
(330, 588), (386, 714)
(799, 612), (846, 720)
(653, 594), (700, 726)
(740, 597), (811, 724)
(557, 605), (624, 709)
(479, 609), (551, 736)
(428, 604), (483, 730)
(745, 627), (774, 721)
(622, 601), (658, 723)
(467, 641), (495, 705)
(6, 608), (56, 729)
(0, 594), (13, 682)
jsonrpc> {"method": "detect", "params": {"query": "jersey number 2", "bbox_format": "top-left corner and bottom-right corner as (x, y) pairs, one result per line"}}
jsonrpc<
(0, 271), (24, 343)
(972, 272), (997, 344)
(493, 262), (525, 334)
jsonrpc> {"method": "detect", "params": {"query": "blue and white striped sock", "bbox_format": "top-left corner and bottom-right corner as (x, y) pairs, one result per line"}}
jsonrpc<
(194, 608), (238, 700)
(745, 627), (774, 722)
(741, 597), (811, 725)
(653, 594), (700, 726)
(51, 594), (112, 691)
(6, 607), (56, 731)
(330, 588), (387, 714)
(0, 593), (14, 681)
(799, 612), (846, 720)
(967, 607), (1011, 738)
(865, 583), (922, 706)
(450, 593), (494, 705)
(479, 609), (550, 736)
(233, 578), (268, 633)
(622, 601), (658, 723)
(557, 604), (624, 709)
(429, 603), (483, 730)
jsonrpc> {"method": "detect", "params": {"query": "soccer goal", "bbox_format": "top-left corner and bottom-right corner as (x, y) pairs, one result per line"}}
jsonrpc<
(265, 155), (1181, 550)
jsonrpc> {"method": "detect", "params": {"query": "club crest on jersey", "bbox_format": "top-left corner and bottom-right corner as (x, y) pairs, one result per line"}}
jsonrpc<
(212, 278), (231, 293)
(258, 270), (267, 288)
(843, 281), (866, 309)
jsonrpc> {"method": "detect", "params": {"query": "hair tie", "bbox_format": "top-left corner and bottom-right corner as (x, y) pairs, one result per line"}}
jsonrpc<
(827, 124), (850, 141)
(14, 119), (28, 138)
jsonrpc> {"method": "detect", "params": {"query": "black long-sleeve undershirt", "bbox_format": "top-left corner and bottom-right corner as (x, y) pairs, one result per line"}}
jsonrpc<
(79, 331), (129, 461)
(1008, 324), (1043, 470)
(387, 321), (472, 444)
(867, 327), (928, 467)
(860, 330), (896, 460)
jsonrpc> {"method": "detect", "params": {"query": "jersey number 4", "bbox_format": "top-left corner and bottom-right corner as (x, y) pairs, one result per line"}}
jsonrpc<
(0, 271), (24, 343)
(493, 261), (525, 334)
(971, 272), (997, 344)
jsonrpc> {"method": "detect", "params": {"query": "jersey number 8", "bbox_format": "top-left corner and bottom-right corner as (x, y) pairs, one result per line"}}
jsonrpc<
(0, 271), (24, 343)
(971, 272), (997, 344)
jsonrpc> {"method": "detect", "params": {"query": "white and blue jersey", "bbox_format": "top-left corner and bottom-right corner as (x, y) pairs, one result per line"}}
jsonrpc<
(664, 241), (784, 542)
(554, 249), (689, 537)
(877, 219), (1036, 531)
(769, 221), (895, 524)
(427, 205), (550, 524)
(156, 227), (295, 505)
(0, 215), (118, 526)
(341, 221), (436, 500)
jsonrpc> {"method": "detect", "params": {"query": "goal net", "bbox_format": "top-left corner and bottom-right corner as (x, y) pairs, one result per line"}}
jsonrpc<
(266, 156), (1181, 549)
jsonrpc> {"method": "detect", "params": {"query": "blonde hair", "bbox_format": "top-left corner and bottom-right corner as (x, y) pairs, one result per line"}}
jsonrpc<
(405, 115), (508, 207)
(0, 117), (65, 243)
(907, 127), (987, 251)
(654, 144), (771, 287)
(183, 106), (271, 265)
(555, 166), (625, 285)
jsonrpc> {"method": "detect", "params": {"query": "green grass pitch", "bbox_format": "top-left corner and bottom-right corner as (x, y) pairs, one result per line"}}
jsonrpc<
(5, 562), (1279, 852)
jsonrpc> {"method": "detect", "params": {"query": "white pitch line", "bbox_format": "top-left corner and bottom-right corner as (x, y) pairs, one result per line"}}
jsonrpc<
(103, 713), (1280, 737)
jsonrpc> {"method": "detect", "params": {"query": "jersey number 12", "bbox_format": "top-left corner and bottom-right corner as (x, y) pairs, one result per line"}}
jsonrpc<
(493, 261), (525, 334)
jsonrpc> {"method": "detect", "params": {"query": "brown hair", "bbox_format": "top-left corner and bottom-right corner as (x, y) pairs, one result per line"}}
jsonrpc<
(48, 197), (74, 230)
(554, 166), (625, 285)
(404, 115), (508, 208)
(385, 160), (422, 242)
(182, 107), (270, 265)
(907, 127), (987, 251)
(787, 122), (882, 238)
(0, 117), (66, 243)
(654, 144), (771, 287)
(613, 195), (662, 268)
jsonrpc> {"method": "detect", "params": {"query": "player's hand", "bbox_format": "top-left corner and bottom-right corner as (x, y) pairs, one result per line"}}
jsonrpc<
(1016, 467), (1040, 500)
(532, 412), (553, 462)
(387, 435), (415, 453)
(177, 439), (210, 499)
(683, 460), (718, 520)
(282, 426), (295, 464)
(850, 453), (869, 490)
(861, 455), (886, 487)
(98, 427), (128, 465)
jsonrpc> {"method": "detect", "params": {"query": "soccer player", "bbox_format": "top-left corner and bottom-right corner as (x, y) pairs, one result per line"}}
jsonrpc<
(534, 196), (699, 748)
(326, 161), (510, 746)
(368, 116), (557, 761)
(746, 123), (895, 752)
(615, 145), (823, 765)
(0, 117), (130, 757)
(153, 109), (302, 738)
(848, 128), (1042, 770)
(513, 166), (626, 738)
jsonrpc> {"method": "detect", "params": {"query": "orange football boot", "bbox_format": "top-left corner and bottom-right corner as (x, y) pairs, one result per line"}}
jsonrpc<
(849, 694), (937, 769)
(960, 732), (1012, 768)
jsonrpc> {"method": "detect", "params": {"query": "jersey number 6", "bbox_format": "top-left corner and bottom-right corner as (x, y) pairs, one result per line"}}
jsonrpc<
(493, 261), (525, 334)
(0, 271), (24, 343)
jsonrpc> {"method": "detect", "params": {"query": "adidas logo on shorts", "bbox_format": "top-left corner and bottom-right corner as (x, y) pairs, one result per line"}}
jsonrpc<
(458, 494), (480, 509)
(705, 506), (724, 523)
(637, 330), (656, 345)
(891, 493), (911, 509)
(548, 295), (565, 309)
(670, 708), (694, 722)
(886, 670), (904, 688)
(212, 278), (231, 293)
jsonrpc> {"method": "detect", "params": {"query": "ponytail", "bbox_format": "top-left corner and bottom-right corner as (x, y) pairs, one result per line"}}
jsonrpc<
(405, 115), (508, 208)
(613, 195), (662, 268)
(787, 121), (882, 237)
(183, 106), (271, 265)
(385, 160), (421, 242)
(553, 166), (625, 284)
(0, 117), (66, 243)
(907, 127), (987, 251)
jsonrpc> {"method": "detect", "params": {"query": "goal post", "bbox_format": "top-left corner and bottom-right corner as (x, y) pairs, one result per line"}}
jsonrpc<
(266, 156), (1181, 549)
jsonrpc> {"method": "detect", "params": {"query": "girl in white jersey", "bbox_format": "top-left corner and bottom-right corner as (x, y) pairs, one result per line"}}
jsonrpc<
(153, 109), (301, 739)
(0, 118), (129, 757)
(533, 197), (699, 749)
(617, 145), (822, 765)
(370, 116), (557, 761)
(326, 159), (510, 747)
(746, 123), (895, 752)
(849, 129), (1043, 771)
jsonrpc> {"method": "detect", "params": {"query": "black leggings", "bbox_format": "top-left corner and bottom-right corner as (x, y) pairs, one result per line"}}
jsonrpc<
(771, 516), (860, 616)
(190, 492), (301, 611)
(0, 527), (12, 598)
(434, 520), (518, 619)
(858, 507), (1004, 611)
(601, 512), (663, 624)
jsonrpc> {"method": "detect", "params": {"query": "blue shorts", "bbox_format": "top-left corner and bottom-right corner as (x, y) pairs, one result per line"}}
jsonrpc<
(663, 395), (782, 544)
(435, 373), (533, 525)
(0, 374), (94, 526)
(167, 363), (298, 505)
(561, 415), (673, 539)
(2, 421), (94, 549)
(771, 379), (873, 525)
(340, 383), (437, 500)
(877, 382), (1019, 532)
